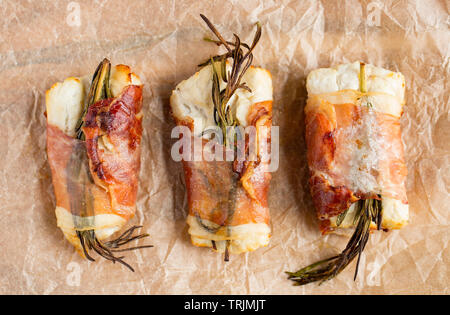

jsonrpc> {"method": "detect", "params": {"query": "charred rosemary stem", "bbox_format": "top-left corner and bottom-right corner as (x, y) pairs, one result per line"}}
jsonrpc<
(286, 198), (382, 285)
(76, 226), (153, 272)
(224, 241), (230, 262)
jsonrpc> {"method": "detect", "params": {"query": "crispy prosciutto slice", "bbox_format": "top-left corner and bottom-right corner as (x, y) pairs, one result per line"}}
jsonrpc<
(83, 85), (143, 219)
(288, 62), (408, 285)
(46, 60), (151, 271)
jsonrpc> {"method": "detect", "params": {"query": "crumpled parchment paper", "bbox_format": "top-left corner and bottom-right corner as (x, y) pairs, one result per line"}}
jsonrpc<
(0, 0), (448, 294)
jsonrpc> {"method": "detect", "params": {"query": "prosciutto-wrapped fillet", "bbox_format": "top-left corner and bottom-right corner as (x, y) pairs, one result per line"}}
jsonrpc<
(46, 59), (151, 270)
(170, 15), (273, 259)
(288, 61), (408, 285)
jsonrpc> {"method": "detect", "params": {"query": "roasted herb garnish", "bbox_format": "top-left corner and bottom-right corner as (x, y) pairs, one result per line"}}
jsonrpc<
(199, 14), (261, 146)
(72, 58), (152, 271)
(286, 198), (382, 285)
(77, 226), (153, 272)
(287, 62), (384, 285)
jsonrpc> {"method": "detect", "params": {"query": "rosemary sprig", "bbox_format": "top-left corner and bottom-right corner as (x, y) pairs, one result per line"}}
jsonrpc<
(199, 14), (261, 146)
(286, 198), (382, 285)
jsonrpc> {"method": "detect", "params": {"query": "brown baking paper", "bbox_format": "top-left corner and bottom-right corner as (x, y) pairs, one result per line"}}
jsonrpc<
(0, 0), (448, 294)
